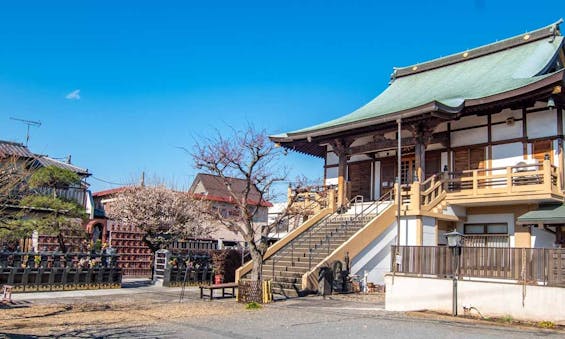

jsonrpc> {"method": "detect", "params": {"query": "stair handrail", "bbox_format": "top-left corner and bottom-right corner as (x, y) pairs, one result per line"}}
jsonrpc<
(309, 190), (394, 270)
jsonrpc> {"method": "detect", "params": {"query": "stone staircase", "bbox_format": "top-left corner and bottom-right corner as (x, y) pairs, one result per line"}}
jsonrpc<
(241, 197), (392, 298)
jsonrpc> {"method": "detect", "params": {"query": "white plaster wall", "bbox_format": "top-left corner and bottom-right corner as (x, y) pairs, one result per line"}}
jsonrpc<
(553, 139), (559, 167)
(527, 109), (557, 139)
(350, 220), (396, 284)
(350, 135), (373, 147)
(349, 154), (372, 162)
(385, 275), (565, 323)
(457, 214), (515, 247)
(531, 226), (555, 248)
(326, 151), (338, 166)
(450, 115), (487, 130)
(491, 142), (524, 170)
(440, 152), (448, 172)
(426, 143), (444, 151)
(492, 121), (523, 142)
(373, 161), (381, 199)
(451, 126), (488, 148)
(398, 217), (419, 246)
(434, 122), (447, 133)
(325, 167), (338, 186)
(491, 108), (522, 124)
(422, 217), (436, 246)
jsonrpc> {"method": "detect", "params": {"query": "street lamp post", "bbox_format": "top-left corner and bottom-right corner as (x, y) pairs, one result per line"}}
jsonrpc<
(445, 230), (464, 316)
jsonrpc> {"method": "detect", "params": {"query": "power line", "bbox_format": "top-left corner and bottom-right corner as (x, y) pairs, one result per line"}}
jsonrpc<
(90, 176), (132, 186)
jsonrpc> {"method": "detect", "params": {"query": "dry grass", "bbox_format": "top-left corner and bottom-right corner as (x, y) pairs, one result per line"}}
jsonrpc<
(1, 299), (242, 336)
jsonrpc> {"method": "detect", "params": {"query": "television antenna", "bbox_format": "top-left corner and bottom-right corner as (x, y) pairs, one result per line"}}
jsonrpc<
(9, 117), (42, 146)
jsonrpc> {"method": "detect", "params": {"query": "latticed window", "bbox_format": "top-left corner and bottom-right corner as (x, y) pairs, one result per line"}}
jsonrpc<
(463, 223), (509, 247)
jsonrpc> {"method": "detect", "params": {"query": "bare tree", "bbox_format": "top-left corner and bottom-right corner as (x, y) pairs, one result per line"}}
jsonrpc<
(192, 126), (307, 282)
(106, 185), (214, 253)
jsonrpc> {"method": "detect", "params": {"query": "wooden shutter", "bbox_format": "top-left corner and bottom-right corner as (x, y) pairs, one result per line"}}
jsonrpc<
(532, 140), (552, 163)
(453, 147), (485, 172)
(470, 147), (485, 170)
(348, 161), (372, 201)
(425, 151), (441, 178)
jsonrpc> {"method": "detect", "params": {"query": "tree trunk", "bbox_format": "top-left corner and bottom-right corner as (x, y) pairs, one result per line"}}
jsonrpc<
(249, 247), (263, 282)
(57, 232), (67, 253)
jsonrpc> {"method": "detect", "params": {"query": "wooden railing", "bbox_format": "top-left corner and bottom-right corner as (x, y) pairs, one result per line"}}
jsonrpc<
(288, 184), (337, 213)
(444, 159), (560, 195)
(419, 174), (446, 211)
(403, 159), (563, 212)
(392, 245), (565, 287)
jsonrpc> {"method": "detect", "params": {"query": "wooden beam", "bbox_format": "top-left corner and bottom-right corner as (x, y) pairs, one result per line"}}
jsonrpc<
(349, 131), (449, 154)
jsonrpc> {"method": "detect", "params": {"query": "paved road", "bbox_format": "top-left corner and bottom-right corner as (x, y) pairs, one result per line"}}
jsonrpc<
(5, 282), (562, 338)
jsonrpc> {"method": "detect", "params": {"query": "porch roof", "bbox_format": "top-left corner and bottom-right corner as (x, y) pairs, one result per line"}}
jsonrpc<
(517, 204), (565, 225)
(272, 20), (565, 155)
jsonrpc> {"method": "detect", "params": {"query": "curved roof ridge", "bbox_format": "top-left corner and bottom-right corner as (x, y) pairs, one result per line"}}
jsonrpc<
(393, 19), (563, 79)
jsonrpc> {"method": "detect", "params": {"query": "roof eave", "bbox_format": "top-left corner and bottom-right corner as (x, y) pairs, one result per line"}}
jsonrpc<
(275, 70), (565, 145)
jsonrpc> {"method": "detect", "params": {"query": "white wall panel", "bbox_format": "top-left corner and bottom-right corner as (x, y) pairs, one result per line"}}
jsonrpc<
(326, 151), (338, 166)
(325, 167), (338, 185)
(527, 110), (557, 138)
(373, 161), (381, 199)
(491, 142), (524, 169)
(349, 154), (372, 162)
(451, 126), (488, 147)
(422, 217), (436, 246)
(492, 121), (523, 142)
(451, 115), (487, 130)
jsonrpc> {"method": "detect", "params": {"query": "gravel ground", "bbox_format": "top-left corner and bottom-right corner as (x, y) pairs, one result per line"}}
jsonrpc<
(1, 288), (563, 338)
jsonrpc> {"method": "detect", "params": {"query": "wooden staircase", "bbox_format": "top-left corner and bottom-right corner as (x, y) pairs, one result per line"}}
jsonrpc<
(240, 193), (393, 298)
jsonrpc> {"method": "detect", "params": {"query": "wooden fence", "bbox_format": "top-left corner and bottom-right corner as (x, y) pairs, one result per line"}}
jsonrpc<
(392, 245), (565, 287)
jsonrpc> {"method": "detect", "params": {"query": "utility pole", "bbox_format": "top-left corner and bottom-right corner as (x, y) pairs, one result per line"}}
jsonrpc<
(10, 117), (41, 146)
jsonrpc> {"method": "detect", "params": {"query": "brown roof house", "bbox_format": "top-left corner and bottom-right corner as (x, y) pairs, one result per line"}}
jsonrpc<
(0, 140), (94, 252)
(188, 173), (272, 246)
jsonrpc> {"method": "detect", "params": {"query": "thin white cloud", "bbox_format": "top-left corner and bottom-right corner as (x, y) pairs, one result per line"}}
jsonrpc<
(65, 89), (81, 100)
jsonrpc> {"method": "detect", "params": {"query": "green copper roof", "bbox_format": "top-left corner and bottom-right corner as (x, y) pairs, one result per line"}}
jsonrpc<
(518, 204), (565, 224)
(274, 21), (564, 141)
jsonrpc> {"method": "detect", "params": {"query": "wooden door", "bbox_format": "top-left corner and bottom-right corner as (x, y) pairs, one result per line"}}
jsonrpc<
(425, 151), (442, 178)
(380, 158), (395, 195)
(348, 161), (372, 201)
(400, 156), (415, 183)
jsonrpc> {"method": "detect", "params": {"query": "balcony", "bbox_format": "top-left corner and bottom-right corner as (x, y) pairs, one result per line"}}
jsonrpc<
(442, 159), (563, 206)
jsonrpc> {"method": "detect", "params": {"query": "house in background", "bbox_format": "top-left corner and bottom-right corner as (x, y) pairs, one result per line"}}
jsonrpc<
(188, 173), (272, 247)
(237, 20), (565, 297)
(0, 140), (95, 251)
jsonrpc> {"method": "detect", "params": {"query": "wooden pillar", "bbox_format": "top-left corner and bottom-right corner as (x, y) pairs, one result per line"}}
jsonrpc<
(331, 138), (352, 208)
(337, 151), (347, 207)
(414, 141), (425, 182)
(412, 122), (433, 182)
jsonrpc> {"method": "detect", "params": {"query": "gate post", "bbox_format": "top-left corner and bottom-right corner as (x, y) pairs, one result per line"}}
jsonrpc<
(153, 249), (170, 287)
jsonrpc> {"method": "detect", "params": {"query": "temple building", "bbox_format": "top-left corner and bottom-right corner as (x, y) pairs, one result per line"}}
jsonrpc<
(237, 20), (565, 296)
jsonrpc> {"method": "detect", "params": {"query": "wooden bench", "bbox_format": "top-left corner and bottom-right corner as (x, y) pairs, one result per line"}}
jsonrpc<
(2, 285), (13, 303)
(199, 282), (238, 300)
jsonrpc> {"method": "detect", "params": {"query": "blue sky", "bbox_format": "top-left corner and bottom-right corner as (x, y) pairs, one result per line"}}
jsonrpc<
(1, 1), (564, 194)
